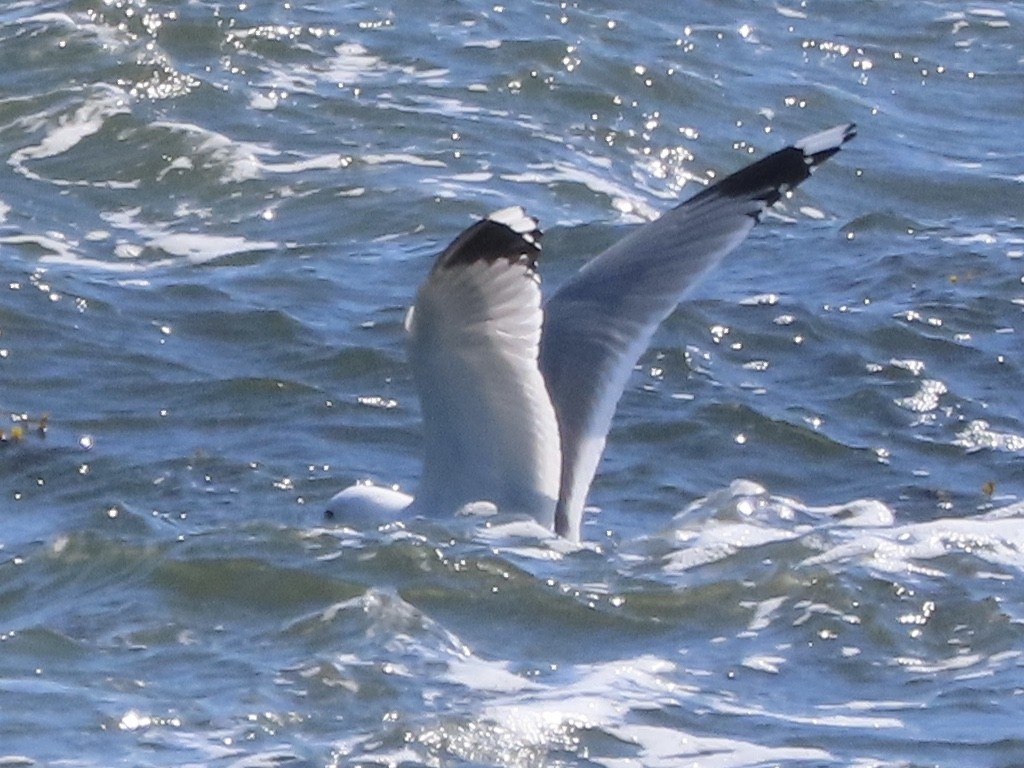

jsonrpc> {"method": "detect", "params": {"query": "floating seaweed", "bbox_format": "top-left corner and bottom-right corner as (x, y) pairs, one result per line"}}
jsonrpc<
(1, 412), (48, 443)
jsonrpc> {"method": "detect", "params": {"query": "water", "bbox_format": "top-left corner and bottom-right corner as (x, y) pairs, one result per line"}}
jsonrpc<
(2, 1), (1023, 765)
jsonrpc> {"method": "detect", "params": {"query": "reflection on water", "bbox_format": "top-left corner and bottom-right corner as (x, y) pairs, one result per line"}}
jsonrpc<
(1, 0), (1023, 765)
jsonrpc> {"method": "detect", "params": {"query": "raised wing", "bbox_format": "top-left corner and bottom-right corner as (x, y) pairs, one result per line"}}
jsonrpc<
(406, 207), (561, 528)
(540, 124), (856, 540)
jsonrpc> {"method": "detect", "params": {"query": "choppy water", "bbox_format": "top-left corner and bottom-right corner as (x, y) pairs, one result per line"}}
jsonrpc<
(2, 1), (1024, 766)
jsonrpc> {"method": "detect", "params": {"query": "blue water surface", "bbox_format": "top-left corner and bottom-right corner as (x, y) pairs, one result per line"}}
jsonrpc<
(2, 1), (1023, 766)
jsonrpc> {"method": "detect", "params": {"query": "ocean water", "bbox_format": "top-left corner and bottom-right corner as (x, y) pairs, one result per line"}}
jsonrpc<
(2, 1), (1023, 765)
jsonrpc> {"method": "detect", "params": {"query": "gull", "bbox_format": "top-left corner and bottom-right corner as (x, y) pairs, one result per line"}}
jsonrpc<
(328, 123), (856, 541)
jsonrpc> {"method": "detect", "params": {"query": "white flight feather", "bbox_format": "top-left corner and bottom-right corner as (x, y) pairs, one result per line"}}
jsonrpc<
(406, 212), (561, 527)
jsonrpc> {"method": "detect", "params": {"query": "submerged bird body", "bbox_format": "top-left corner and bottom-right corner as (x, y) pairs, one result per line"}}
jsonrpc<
(329, 124), (856, 540)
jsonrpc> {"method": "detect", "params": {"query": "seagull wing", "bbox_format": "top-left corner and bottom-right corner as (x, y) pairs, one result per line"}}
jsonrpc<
(540, 123), (856, 540)
(407, 207), (561, 527)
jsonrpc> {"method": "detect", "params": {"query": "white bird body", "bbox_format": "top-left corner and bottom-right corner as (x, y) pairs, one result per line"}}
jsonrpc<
(328, 124), (856, 541)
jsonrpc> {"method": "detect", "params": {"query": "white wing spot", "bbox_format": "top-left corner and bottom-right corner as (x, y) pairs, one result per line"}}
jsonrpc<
(488, 205), (539, 235)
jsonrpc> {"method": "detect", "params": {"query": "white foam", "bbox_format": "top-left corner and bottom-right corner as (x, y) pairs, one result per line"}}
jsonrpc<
(147, 233), (276, 263)
(803, 511), (1024, 577)
(9, 86), (130, 183)
(501, 158), (660, 223)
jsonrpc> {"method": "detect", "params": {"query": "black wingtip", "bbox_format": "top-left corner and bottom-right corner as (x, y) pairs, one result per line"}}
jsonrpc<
(435, 206), (542, 272)
(690, 123), (856, 213)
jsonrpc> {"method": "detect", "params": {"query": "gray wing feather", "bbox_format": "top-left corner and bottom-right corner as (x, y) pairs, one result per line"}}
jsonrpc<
(409, 207), (561, 526)
(540, 124), (856, 539)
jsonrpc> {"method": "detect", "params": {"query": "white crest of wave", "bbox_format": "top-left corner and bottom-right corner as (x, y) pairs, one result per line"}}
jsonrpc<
(9, 85), (131, 179)
(662, 481), (1024, 581)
